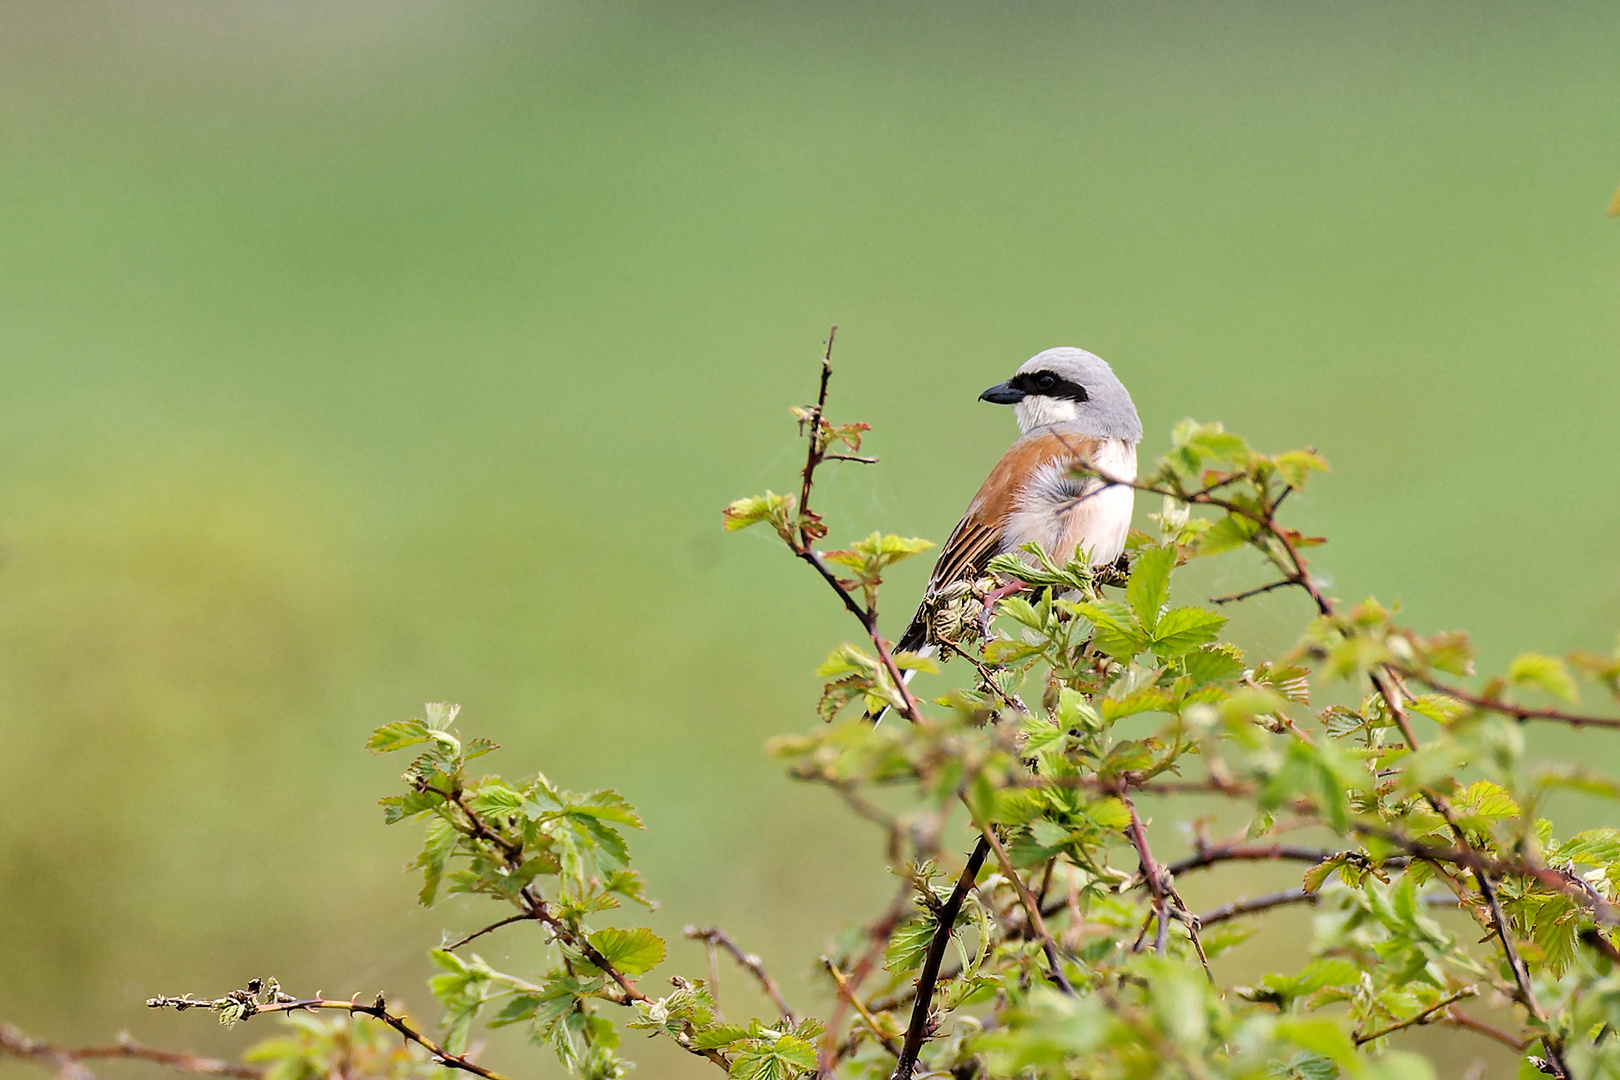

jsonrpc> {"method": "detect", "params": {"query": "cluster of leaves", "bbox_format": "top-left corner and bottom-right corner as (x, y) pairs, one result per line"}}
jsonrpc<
(40, 369), (1620, 1080)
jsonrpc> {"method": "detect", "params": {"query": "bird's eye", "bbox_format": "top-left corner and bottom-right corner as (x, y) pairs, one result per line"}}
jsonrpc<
(1034, 372), (1056, 391)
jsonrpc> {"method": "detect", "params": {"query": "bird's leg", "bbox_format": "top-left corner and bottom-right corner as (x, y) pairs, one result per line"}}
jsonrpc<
(978, 579), (1028, 638)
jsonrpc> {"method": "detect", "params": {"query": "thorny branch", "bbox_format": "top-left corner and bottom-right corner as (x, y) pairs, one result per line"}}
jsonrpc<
(146, 988), (509, 1080)
(684, 925), (795, 1022)
(0, 1025), (262, 1080)
(891, 837), (991, 1080)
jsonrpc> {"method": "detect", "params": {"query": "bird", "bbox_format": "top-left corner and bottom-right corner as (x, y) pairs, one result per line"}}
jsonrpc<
(892, 346), (1143, 671)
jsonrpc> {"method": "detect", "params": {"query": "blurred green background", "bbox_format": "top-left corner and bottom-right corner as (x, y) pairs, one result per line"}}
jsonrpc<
(1, 2), (1617, 1077)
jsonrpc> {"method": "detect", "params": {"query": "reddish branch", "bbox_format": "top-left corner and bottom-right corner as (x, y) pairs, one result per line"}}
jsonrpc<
(1410, 674), (1620, 730)
(1, 1026), (262, 1080)
(788, 328), (920, 723)
(1195, 889), (1320, 927)
(1118, 781), (1211, 979)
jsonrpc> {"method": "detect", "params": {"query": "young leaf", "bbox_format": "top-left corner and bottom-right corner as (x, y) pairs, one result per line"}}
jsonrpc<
(586, 927), (666, 976)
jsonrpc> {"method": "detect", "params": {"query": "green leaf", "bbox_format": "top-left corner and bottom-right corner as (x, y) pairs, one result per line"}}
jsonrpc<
(1507, 653), (1579, 703)
(367, 719), (430, 753)
(1125, 546), (1176, 632)
(722, 491), (796, 533)
(1196, 513), (1261, 557)
(730, 1033), (818, 1080)
(587, 927), (666, 976)
(424, 702), (461, 731)
(1274, 1018), (1358, 1066)
(1184, 643), (1246, 684)
(884, 915), (938, 974)
(1151, 607), (1228, 658)
(414, 817), (458, 906)
(1273, 449), (1330, 490)
(1070, 600), (1147, 660)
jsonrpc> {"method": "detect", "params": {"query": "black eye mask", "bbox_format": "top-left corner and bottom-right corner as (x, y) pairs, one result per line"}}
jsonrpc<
(1011, 370), (1089, 402)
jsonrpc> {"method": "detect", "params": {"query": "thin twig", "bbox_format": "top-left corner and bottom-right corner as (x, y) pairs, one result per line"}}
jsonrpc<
(1195, 889), (1320, 927)
(1354, 988), (1479, 1045)
(445, 913), (535, 951)
(1118, 782), (1211, 979)
(1410, 674), (1620, 730)
(684, 926), (794, 1022)
(823, 960), (900, 1059)
(1, 1026), (262, 1080)
(1210, 579), (1295, 605)
(818, 872), (922, 1077)
(1446, 1010), (1529, 1053)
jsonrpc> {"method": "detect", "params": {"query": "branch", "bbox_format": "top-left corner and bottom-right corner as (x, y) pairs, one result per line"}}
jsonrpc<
(146, 992), (508, 1080)
(1, 1026), (261, 1080)
(684, 926), (794, 1022)
(1195, 889), (1320, 928)
(1166, 841), (1401, 878)
(1410, 673), (1620, 731)
(891, 837), (990, 1080)
(818, 868), (926, 1076)
(445, 912), (535, 951)
(1445, 1009), (1529, 1053)
(1210, 579), (1295, 605)
(971, 814), (1075, 996)
(823, 960), (900, 1059)
(1354, 988), (1479, 1045)
(1118, 782), (1211, 979)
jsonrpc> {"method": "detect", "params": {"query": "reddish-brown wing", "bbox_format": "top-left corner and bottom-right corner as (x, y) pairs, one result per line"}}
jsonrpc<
(895, 431), (1102, 653)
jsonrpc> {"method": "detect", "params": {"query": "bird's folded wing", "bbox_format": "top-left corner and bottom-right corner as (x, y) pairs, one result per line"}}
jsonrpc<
(895, 430), (1101, 654)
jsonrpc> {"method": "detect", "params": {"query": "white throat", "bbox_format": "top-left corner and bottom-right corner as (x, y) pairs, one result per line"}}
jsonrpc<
(1014, 395), (1084, 434)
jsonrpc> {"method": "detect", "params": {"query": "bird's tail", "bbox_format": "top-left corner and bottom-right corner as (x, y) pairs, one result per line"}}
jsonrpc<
(865, 642), (937, 725)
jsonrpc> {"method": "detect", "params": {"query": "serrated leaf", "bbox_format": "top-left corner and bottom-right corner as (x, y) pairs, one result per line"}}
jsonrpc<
(1274, 450), (1329, 490)
(1151, 607), (1228, 657)
(885, 916), (938, 974)
(587, 926), (666, 976)
(1185, 644), (1246, 684)
(367, 719), (430, 754)
(1125, 546), (1176, 632)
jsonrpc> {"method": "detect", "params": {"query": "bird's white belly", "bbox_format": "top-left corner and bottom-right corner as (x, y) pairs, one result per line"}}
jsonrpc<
(1003, 438), (1136, 567)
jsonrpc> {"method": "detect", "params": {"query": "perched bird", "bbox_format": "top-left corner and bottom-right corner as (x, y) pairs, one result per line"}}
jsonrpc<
(894, 346), (1143, 663)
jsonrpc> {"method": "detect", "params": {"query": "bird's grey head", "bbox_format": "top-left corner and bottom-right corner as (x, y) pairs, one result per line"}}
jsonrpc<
(979, 347), (1142, 442)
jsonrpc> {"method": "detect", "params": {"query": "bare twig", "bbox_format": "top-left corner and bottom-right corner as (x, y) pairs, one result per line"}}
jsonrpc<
(818, 872), (920, 1076)
(891, 837), (991, 1080)
(1, 1026), (262, 1080)
(445, 912), (535, 951)
(1195, 889), (1320, 927)
(1118, 782), (1211, 979)
(1446, 1010), (1529, 1053)
(1210, 579), (1295, 605)
(823, 960), (900, 1059)
(684, 926), (794, 1022)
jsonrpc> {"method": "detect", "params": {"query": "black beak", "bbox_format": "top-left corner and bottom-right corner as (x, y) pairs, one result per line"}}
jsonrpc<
(979, 380), (1024, 405)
